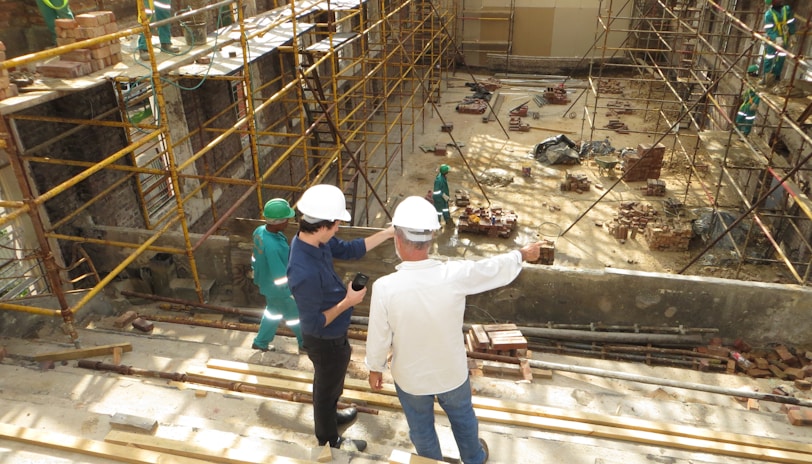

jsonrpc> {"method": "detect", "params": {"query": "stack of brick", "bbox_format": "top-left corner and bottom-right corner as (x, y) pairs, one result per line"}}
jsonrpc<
(466, 323), (528, 357)
(508, 116), (529, 131)
(536, 239), (555, 265)
(644, 219), (693, 251)
(622, 143), (665, 181)
(644, 178), (666, 196)
(36, 12), (122, 79)
(0, 41), (19, 101)
(607, 201), (657, 240)
(560, 172), (590, 192)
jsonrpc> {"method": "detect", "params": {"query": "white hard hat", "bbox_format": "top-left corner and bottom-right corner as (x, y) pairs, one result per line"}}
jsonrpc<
(392, 196), (440, 241)
(297, 184), (351, 222)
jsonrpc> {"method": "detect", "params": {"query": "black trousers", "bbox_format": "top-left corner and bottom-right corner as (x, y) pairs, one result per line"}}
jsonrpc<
(303, 334), (351, 446)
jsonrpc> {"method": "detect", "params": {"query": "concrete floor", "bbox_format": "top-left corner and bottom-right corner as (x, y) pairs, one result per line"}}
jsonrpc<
(1, 302), (811, 463)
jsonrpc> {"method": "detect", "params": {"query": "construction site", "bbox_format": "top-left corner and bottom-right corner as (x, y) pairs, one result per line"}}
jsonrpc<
(1, 0), (812, 462)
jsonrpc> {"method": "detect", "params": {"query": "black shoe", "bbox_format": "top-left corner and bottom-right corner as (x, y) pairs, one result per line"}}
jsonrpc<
(251, 342), (275, 352)
(333, 437), (366, 452)
(336, 407), (357, 425)
(480, 438), (489, 463)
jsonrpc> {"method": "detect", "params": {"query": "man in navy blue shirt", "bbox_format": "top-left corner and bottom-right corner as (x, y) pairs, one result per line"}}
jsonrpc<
(287, 184), (394, 452)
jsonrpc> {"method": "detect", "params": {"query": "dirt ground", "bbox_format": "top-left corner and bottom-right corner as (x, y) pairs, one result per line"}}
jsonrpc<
(385, 73), (794, 285)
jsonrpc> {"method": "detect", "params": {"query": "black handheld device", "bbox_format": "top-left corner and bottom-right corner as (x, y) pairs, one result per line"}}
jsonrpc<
(351, 272), (369, 291)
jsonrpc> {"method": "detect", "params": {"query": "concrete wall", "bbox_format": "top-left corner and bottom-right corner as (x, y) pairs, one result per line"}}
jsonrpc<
(460, 0), (632, 68)
(222, 221), (812, 349)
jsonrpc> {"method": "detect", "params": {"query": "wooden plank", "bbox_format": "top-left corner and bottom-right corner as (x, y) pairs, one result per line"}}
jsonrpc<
(203, 360), (812, 457)
(472, 407), (812, 464)
(32, 343), (133, 362)
(389, 449), (445, 463)
(487, 330), (524, 339)
(0, 422), (209, 464)
(470, 324), (489, 348)
(481, 323), (517, 332)
(105, 430), (317, 464)
(205, 359), (398, 397)
(490, 337), (528, 351)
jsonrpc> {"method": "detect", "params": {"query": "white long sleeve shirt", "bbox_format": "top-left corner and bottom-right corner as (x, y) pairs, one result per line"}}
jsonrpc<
(365, 250), (524, 395)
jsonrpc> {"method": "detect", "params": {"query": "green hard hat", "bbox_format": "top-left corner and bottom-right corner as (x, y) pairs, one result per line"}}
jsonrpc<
(439, 164), (450, 174)
(747, 64), (759, 73)
(765, 0), (772, 4)
(263, 198), (295, 220)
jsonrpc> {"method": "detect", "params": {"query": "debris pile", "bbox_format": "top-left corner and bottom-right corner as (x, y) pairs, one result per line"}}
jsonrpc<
(644, 219), (693, 251)
(533, 134), (581, 165)
(621, 143), (665, 181)
(509, 102), (529, 117)
(606, 100), (633, 115)
(604, 119), (630, 134)
(607, 201), (657, 240)
(509, 116), (530, 131)
(597, 79), (624, 94)
(454, 189), (470, 207)
(457, 206), (517, 238)
(543, 84), (570, 104)
(643, 178), (667, 196)
(456, 98), (488, 114)
(36, 12), (123, 78)
(560, 172), (591, 193)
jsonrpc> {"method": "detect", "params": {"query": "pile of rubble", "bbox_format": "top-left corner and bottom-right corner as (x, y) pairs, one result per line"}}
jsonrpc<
(456, 97), (488, 114)
(560, 172), (590, 193)
(543, 84), (569, 104)
(644, 219), (693, 251)
(606, 201), (657, 240)
(457, 206), (517, 238)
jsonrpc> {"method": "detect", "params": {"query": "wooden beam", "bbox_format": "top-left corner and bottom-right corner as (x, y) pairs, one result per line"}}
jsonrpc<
(0, 422), (209, 464)
(32, 343), (132, 362)
(105, 430), (317, 464)
(204, 359), (812, 457)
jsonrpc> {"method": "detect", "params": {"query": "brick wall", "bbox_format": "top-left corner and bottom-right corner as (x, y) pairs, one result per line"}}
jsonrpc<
(178, 76), (256, 233)
(13, 83), (139, 230)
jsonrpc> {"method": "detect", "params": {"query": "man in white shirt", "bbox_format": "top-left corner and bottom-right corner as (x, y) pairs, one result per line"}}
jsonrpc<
(365, 196), (541, 464)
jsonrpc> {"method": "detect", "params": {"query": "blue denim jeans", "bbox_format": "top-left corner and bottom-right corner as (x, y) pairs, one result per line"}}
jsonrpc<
(395, 378), (486, 464)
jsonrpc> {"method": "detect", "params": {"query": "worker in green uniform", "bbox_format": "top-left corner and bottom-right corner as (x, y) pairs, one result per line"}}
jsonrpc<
(251, 198), (303, 352)
(761, 0), (796, 85)
(36, 0), (74, 46)
(137, 0), (180, 60)
(432, 164), (453, 227)
(735, 88), (760, 137)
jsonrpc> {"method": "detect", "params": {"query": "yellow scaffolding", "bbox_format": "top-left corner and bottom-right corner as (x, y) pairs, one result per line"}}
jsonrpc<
(0, 0), (456, 345)
(586, 0), (812, 285)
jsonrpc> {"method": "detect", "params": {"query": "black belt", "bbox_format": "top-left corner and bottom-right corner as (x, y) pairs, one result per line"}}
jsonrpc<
(304, 333), (347, 346)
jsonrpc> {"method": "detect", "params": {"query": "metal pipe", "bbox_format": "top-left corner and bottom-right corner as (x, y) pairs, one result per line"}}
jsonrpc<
(120, 290), (259, 316)
(522, 357), (812, 408)
(76, 360), (378, 414)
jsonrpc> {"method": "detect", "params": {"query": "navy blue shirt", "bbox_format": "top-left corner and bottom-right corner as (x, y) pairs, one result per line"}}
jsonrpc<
(287, 234), (367, 338)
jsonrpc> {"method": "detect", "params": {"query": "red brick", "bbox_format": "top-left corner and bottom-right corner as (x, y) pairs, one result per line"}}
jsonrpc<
(114, 310), (138, 328)
(56, 37), (75, 46)
(788, 408), (812, 426)
(62, 49), (92, 62)
(77, 26), (106, 39)
(132, 317), (154, 332)
(104, 22), (119, 34)
(54, 18), (78, 29)
(36, 61), (86, 79)
(76, 12), (110, 27)
(90, 46), (111, 59)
